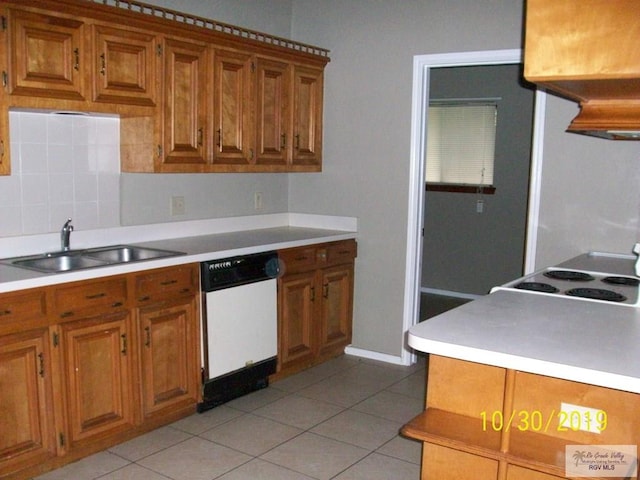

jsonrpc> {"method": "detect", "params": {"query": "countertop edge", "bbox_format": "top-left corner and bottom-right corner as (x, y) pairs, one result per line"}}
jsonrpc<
(0, 222), (357, 293)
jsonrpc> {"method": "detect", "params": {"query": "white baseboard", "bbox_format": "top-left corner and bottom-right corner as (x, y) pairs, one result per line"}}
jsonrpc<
(344, 346), (410, 366)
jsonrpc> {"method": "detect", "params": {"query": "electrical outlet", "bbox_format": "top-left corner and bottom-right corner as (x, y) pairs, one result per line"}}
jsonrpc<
(254, 192), (263, 211)
(170, 196), (186, 216)
(559, 402), (604, 434)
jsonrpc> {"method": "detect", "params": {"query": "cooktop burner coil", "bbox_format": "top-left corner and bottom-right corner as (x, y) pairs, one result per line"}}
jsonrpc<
(565, 288), (627, 302)
(514, 282), (560, 293)
(544, 270), (595, 281)
(601, 276), (640, 287)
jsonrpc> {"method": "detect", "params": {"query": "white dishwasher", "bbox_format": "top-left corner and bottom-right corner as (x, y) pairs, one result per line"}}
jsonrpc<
(198, 251), (280, 412)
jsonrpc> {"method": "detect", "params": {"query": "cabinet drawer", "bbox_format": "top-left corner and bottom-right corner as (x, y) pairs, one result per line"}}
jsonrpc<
(279, 246), (318, 274)
(135, 265), (198, 303)
(53, 277), (128, 318)
(326, 239), (357, 266)
(0, 289), (48, 334)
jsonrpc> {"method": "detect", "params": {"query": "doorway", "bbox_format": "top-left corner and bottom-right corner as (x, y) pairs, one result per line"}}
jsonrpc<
(401, 50), (547, 365)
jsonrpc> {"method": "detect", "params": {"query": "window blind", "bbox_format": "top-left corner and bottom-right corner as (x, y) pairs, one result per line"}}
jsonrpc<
(426, 103), (496, 186)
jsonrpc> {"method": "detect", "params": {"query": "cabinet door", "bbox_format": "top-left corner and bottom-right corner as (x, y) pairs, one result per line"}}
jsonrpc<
(212, 49), (253, 166)
(160, 37), (208, 168)
(278, 271), (316, 370)
(137, 298), (199, 417)
(318, 264), (353, 356)
(0, 329), (55, 474)
(254, 58), (289, 166)
(291, 65), (323, 168)
(7, 8), (85, 100)
(92, 24), (157, 106)
(60, 312), (134, 447)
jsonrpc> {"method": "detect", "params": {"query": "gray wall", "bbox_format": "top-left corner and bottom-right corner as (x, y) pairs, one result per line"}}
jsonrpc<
(422, 65), (535, 295)
(111, 1), (640, 359)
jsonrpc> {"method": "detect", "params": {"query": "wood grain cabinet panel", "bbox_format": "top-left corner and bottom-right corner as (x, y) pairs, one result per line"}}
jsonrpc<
(6, 8), (85, 100)
(0, 329), (55, 478)
(276, 240), (356, 378)
(159, 37), (208, 169)
(211, 49), (253, 166)
(58, 311), (134, 447)
(254, 57), (289, 166)
(137, 298), (199, 418)
(91, 24), (157, 106)
(291, 65), (323, 168)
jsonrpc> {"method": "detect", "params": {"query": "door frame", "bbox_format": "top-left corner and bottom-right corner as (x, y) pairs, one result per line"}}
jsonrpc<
(401, 49), (547, 365)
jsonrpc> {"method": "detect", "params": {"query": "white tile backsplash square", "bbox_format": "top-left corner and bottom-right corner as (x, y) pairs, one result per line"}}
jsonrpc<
(1, 111), (120, 237)
(47, 115), (74, 145)
(20, 143), (48, 174)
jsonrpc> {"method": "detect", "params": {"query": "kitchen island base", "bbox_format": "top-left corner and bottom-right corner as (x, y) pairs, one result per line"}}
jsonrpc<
(402, 355), (639, 480)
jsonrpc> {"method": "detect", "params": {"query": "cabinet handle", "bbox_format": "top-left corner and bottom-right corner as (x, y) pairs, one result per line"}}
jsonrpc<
(0, 308), (11, 316)
(0, 140), (4, 158)
(160, 279), (178, 286)
(145, 326), (151, 347)
(310, 286), (315, 302)
(280, 133), (286, 149)
(197, 127), (203, 147)
(216, 129), (221, 148)
(73, 48), (80, 71)
(121, 333), (127, 355)
(295, 255), (308, 261)
(323, 283), (329, 299)
(100, 53), (106, 75)
(1, 71), (6, 88)
(112, 301), (123, 308)
(38, 352), (45, 377)
(138, 295), (150, 302)
(85, 292), (106, 300)
(60, 311), (74, 318)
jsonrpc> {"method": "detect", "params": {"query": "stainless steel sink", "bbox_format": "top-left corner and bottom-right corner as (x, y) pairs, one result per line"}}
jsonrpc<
(2, 245), (184, 273)
(84, 246), (183, 263)
(12, 253), (108, 272)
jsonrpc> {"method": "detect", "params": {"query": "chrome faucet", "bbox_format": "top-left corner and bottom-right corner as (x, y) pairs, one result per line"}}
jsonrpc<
(61, 218), (73, 252)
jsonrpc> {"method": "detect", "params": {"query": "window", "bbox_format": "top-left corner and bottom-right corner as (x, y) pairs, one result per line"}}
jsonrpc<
(426, 102), (497, 193)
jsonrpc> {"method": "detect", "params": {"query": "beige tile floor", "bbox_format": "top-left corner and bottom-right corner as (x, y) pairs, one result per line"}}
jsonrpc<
(34, 355), (426, 480)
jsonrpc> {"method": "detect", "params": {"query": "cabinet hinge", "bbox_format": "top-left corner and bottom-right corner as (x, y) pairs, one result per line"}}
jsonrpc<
(157, 145), (163, 158)
(1, 71), (7, 88)
(52, 332), (59, 347)
(59, 433), (65, 447)
(156, 44), (162, 56)
(251, 61), (255, 73)
(1, 16), (6, 31)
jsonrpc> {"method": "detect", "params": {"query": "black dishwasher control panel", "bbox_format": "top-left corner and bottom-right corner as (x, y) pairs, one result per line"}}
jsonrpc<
(201, 251), (280, 292)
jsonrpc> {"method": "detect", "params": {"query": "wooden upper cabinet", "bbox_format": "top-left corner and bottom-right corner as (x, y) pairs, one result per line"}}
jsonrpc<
(91, 24), (158, 106)
(254, 57), (290, 166)
(160, 37), (208, 169)
(211, 49), (253, 166)
(6, 8), (85, 100)
(292, 65), (323, 169)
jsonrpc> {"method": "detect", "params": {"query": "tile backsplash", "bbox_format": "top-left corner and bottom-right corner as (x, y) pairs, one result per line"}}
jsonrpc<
(0, 111), (120, 237)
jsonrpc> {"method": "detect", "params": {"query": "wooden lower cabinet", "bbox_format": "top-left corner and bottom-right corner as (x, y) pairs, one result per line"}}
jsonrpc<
(422, 443), (498, 480)
(0, 264), (200, 480)
(276, 239), (356, 378)
(402, 355), (640, 480)
(0, 329), (56, 478)
(58, 311), (135, 448)
(137, 297), (199, 418)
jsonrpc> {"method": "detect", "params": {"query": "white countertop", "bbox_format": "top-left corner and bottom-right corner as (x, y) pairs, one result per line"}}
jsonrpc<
(0, 213), (357, 293)
(409, 252), (640, 394)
